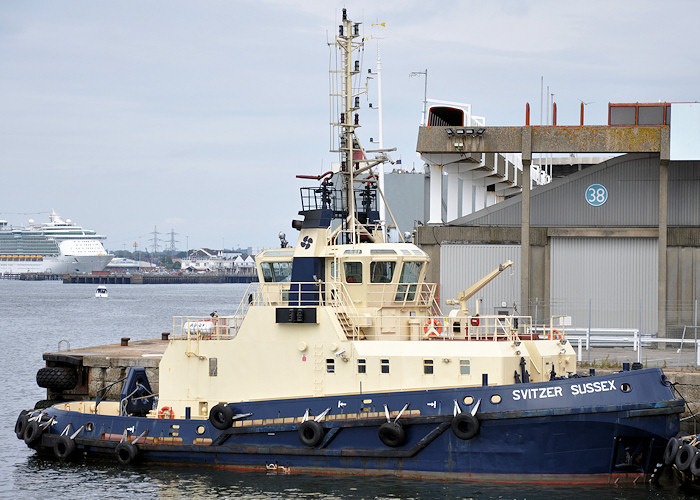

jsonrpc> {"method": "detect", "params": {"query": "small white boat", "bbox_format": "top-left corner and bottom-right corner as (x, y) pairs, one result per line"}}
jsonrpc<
(95, 286), (108, 298)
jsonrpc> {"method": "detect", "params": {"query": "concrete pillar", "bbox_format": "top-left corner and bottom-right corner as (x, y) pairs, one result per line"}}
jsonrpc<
(474, 185), (486, 211)
(486, 190), (497, 207)
(461, 177), (473, 216)
(659, 159), (668, 339)
(428, 164), (443, 224)
(446, 169), (459, 222)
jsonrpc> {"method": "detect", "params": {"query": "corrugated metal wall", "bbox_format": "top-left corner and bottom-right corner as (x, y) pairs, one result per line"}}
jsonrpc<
(550, 237), (658, 334)
(459, 154), (700, 228)
(440, 244), (521, 317)
(669, 161), (700, 226)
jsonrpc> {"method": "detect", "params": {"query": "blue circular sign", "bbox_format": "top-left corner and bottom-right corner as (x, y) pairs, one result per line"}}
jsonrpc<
(585, 184), (608, 207)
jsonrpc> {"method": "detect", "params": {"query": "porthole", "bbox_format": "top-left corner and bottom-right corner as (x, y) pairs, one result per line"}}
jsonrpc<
(196, 425), (206, 435)
(463, 396), (474, 406)
(621, 383), (632, 393)
(86, 422), (94, 432)
(490, 394), (502, 404)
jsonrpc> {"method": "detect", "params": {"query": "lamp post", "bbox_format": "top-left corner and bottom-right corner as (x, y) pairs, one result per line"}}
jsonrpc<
(409, 69), (428, 126)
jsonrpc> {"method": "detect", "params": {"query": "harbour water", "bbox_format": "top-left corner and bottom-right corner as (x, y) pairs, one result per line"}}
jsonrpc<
(0, 280), (689, 499)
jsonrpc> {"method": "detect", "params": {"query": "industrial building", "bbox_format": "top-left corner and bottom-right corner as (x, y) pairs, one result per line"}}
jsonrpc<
(412, 102), (700, 338)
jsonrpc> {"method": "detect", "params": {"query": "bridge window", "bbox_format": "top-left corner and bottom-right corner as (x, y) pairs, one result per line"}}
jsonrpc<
(395, 261), (422, 301)
(344, 262), (362, 283)
(260, 262), (293, 282)
(357, 359), (366, 373)
(370, 261), (395, 283)
(423, 359), (434, 374)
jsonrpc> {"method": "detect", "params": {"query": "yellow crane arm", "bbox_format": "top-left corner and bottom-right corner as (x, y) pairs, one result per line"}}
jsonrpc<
(445, 260), (514, 312)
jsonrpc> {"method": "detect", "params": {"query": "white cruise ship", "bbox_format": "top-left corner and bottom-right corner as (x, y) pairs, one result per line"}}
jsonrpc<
(0, 211), (113, 274)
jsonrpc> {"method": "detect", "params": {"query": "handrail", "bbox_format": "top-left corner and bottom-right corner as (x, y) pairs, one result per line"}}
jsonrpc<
(325, 281), (362, 339)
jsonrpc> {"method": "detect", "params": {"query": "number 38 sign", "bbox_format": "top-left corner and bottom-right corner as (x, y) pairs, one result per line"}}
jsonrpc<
(585, 184), (608, 207)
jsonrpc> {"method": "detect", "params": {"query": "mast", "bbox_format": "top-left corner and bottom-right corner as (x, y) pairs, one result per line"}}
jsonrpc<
(333, 9), (364, 244)
(376, 41), (386, 227)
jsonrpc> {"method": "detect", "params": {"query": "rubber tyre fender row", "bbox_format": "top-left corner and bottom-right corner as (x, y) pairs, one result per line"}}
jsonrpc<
(209, 404), (234, 430)
(54, 435), (76, 461)
(36, 366), (78, 390)
(14, 410), (29, 440)
(116, 441), (139, 465)
(451, 413), (480, 441)
(664, 437), (681, 465)
(675, 442), (697, 472)
(23, 420), (43, 446)
(298, 420), (325, 447)
(378, 422), (405, 448)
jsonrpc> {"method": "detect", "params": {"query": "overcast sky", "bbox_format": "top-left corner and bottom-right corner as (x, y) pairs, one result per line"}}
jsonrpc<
(1, 0), (697, 253)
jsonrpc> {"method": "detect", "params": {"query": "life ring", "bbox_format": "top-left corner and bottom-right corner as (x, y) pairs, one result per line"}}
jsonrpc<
(298, 420), (325, 447)
(549, 330), (561, 340)
(115, 441), (139, 465)
(451, 412), (480, 440)
(54, 435), (76, 461)
(664, 437), (681, 465)
(209, 404), (234, 430)
(470, 316), (480, 327)
(158, 406), (174, 419)
(423, 319), (442, 335)
(378, 422), (405, 447)
(675, 442), (696, 471)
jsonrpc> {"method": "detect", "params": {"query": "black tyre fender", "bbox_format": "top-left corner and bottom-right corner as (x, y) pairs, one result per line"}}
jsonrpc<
(378, 422), (405, 448)
(664, 437), (681, 465)
(689, 449), (700, 477)
(115, 441), (139, 465)
(23, 420), (43, 446)
(451, 412), (480, 440)
(54, 435), (75, 460)
(15, 410), (29, 440)
(36, 366), (78, 390)
(298, 420), (325, 447)
(209, 404), (234, 430)
(675, 442), (696, 471)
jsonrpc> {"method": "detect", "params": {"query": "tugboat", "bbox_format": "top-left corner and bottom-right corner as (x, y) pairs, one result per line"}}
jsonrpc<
(15, 9), (683, 483)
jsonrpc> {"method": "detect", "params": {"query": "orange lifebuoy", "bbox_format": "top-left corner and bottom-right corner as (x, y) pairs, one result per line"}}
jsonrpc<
(158, 406), (174, 419)
(424, 318), (443, 335)
(549, 329), (561, 340)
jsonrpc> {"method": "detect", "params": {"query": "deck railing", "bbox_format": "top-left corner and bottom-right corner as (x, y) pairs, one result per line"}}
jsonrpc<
(173, 281), (568, 345)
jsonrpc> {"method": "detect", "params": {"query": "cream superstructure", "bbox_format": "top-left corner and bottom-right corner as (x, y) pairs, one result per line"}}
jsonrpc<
(158, 236), (575, 418)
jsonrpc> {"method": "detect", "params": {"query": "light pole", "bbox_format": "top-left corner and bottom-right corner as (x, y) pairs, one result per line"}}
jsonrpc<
(409, 69), (428, 126)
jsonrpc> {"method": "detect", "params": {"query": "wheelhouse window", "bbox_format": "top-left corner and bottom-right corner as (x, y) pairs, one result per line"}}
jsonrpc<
(344, 261), (362, 283)
(370, 261), (396, 283)
(261, 261), (293, 282)
(395, 261), (423, 301)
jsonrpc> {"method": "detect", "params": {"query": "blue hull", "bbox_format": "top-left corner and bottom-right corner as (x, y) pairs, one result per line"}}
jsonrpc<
(18, 368), (683, 483)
